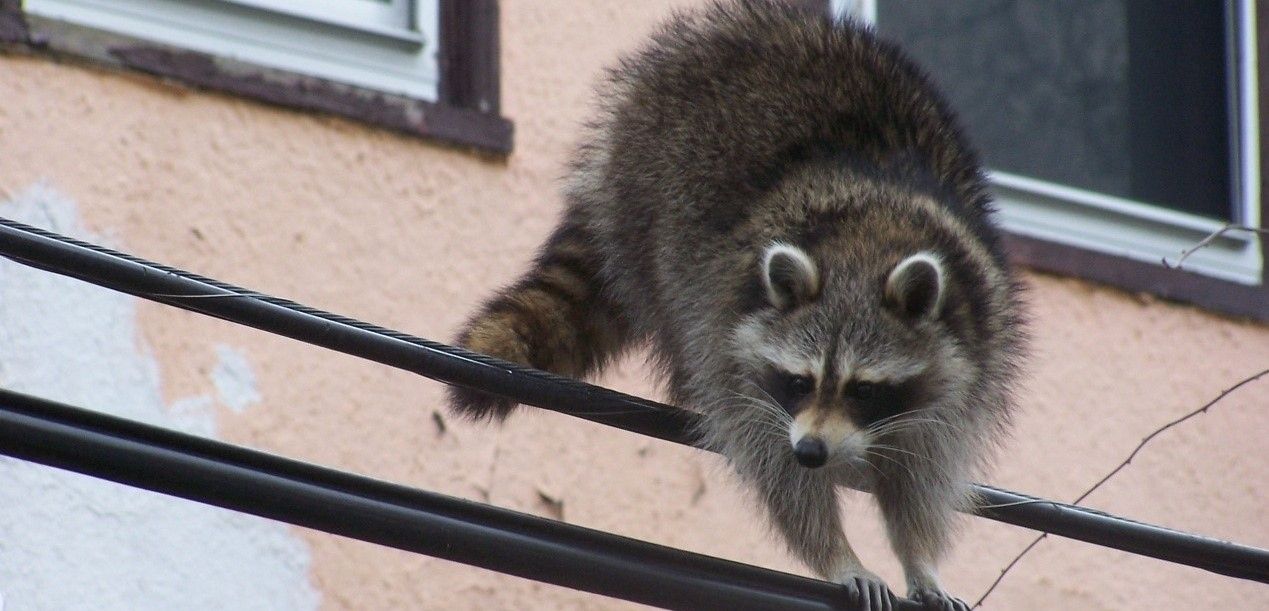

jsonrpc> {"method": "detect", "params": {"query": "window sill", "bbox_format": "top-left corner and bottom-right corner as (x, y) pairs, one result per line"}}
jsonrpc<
(993, 172), (1269, 323)
(992, 172), (1262, 286)
(0, 2), (513, 156)
(1005, 234), (1269, 323)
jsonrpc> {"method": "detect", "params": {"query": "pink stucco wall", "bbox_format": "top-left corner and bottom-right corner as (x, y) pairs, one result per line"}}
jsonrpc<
(1, 1), (1266, 609)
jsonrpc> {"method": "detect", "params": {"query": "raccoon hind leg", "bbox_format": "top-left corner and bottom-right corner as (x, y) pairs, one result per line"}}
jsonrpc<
(449, 218), (629, 420)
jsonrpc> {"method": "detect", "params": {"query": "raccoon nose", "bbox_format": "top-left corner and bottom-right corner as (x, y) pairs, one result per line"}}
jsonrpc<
(793, 437), (828, 468)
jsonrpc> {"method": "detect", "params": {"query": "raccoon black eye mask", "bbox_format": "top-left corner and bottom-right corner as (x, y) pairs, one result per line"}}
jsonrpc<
(766, 370), (911, 428)
(449, 2), (1024, 610)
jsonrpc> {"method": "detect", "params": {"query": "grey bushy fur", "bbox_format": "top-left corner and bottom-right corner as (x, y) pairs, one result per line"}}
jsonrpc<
(451, 2), (1025, 607)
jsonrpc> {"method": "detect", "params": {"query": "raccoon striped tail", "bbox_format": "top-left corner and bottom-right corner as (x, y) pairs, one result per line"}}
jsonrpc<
(448, 220), (629, 421)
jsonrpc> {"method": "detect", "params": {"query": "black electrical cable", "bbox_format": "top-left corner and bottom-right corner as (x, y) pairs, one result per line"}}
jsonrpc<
(0, 217), (696, 446)
(1, 216), (1267, 586)
(0, 387), (924, 611)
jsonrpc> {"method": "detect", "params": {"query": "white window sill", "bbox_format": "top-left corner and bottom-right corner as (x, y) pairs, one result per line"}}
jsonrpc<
(991, 172), (1263, 286)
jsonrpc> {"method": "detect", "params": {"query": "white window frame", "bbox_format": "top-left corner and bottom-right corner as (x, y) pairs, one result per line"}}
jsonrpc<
(834, 0), (1263, 286)
(226, 0), (414, 35)
(24, 0), (441, 102)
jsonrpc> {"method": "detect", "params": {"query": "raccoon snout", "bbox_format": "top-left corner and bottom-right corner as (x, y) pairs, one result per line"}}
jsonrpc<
(793, 437), (828, 468)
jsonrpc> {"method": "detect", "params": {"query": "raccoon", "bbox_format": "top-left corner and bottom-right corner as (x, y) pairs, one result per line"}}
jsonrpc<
(449, 1), (1024, 608)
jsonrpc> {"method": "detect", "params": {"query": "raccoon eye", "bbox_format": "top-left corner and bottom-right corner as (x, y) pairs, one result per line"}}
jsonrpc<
(764, 371), (816, 413)
(852, 381), (879, 401)
(846, 380), (902, 422)
(785, 374), (814, 399)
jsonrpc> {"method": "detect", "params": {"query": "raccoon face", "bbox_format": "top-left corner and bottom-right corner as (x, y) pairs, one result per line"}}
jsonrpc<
(733, 242), (963, 470)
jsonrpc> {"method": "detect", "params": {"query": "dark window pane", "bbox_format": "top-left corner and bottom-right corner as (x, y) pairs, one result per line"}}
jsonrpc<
(877, 1), (1233, 220)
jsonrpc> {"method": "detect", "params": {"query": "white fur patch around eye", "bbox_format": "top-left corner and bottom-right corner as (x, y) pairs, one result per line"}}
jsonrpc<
(757, 350), (818, 379)
(729, 322), (820, 377)
(853, 360), (927, 383)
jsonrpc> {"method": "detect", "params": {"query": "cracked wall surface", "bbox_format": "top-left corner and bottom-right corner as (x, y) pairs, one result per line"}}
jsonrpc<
(1, 1), (1266, 609)
(0, 185), (319, 611)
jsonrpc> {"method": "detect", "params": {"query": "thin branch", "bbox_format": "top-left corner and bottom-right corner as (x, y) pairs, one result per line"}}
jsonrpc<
(972, 368), (1269, 608)
(972, 533), (1048, 608)
(1162, 223), (1268, 271)
(1070, 368), (1268, 505)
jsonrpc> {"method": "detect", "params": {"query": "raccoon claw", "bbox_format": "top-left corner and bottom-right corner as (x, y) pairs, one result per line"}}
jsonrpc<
(909, 588), (970, 611)
(840, 576), (896, 611)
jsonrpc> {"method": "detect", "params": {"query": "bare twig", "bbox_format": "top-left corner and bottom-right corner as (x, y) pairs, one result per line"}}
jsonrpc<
(1162, 223), (1268, 271)
(971, 533), (1048, 608)
(972, 368), (1269, 609)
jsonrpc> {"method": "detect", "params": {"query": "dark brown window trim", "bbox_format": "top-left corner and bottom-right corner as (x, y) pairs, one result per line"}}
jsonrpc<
(0, 0), (512, 156)
(1005, 235), (1267, 322)
(439, 0), (500, 117)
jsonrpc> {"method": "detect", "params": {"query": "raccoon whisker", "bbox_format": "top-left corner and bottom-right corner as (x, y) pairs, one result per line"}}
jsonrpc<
(724, 392), (793, 428)
(739, 418), (791, 440)
(868, 419), (954, 438)
(865, 451), (947, 481)
(866, 446), (961, 483)
(728, 393), (788, 417)
(727, 380), (791, 415)
(901, 414), (967, 432)
(863, 443), (919, 459)
(867, 406), (948, 429)
(732, 427), (790, 452)
(700, 413), (789, 450)
(707, 389), (758, 408)
(727, 376), (776, 398)
(707, 396), (791, 437)
(862, 411), (937, 437)
(867, 442), (942, 466)
(866, 420), (915, 437)
(824, 450), (864, 470)
(826, 455), (871, 481)
(725, 397), (788, 422)
(745, 385), (786, 412)
(868, 414), (966, 437)
(851, 456), (887, 481)
(862, 449), (922, 481)
(867, 409), (918, 430)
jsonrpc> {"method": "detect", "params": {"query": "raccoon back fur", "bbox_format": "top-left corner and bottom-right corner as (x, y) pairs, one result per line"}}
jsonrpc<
(449, 1), (1024, 607)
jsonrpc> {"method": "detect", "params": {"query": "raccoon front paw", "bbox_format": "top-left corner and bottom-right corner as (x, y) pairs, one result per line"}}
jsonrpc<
(835, 573), (896, 611)
(908, 587), (970, 611)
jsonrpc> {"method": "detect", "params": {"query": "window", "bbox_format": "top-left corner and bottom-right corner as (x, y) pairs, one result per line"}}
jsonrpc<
(832, 0), (1265, 318)
(24, 0), (440, 100)
(4, 0), (510, 152)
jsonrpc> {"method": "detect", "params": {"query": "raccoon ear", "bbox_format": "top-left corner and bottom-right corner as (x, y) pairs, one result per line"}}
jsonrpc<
(762, 243), (820, 310)
(885, 252), (945, 320)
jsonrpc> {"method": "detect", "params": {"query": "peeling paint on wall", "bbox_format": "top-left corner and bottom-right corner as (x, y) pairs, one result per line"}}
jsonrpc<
(212, 344), (261, 413)
(0, 183), (319, 611)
